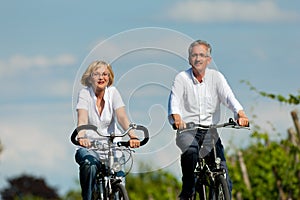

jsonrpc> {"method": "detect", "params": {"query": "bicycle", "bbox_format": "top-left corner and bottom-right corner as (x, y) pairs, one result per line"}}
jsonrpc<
(71, 123), (149, 200)
(176, 118), (250, 200)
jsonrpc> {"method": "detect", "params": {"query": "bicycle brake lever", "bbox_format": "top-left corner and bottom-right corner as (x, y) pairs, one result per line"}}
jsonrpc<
(129, 123), (137, 129)
(228, 118), (236, 124)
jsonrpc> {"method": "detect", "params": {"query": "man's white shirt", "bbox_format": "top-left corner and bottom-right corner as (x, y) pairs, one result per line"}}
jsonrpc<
(168, 68), (243, 126)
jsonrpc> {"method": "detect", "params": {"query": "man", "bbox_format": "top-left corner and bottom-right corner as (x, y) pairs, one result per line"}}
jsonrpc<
(168, 40), (249, 199)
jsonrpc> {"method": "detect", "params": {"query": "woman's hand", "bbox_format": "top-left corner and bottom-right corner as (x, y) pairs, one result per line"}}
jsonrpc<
(129, 138), (140, 148)
(78, 137), (91, 148)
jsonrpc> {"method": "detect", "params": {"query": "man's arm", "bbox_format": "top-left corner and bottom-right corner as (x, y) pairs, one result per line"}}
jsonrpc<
(168, 73), (185, 129)
(216, 72), (248, 125)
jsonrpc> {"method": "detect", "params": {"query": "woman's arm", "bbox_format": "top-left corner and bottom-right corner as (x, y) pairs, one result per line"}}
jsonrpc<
(115, 106), (140, 148)
(77, 109), (90, 147)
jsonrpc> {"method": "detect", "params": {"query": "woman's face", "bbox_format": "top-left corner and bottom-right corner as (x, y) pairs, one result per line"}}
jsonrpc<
(90, 66), (110, 91)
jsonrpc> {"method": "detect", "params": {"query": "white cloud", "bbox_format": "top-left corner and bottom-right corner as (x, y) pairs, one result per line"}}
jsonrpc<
(49, 79), (74, 97)
(81, 27), (193, 65)
(165, 0), (300, 23)
(0, 53), (77, 101)
(0, 54), (77, 76)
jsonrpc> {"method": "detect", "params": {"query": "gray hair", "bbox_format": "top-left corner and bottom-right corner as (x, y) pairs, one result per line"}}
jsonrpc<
(188, 40), (212, 56)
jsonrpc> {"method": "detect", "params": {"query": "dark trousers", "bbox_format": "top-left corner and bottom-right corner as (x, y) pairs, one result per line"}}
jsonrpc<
(176, 128), (232, 198)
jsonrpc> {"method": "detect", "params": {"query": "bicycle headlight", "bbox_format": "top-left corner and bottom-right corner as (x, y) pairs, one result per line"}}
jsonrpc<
(112, 162), (122, 172)
(112, 162), (126, 177)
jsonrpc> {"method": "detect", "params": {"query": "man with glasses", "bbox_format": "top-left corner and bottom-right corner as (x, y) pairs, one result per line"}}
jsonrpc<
(168, 40), (249, 199)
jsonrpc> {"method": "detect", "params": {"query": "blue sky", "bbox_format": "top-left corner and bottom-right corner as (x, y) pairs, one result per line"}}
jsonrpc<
(1, 0), (300, 196)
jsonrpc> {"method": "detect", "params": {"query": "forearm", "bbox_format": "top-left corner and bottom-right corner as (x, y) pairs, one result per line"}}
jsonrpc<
(76, 109), (90, 147)
(77, 109), (88, 138)
(116, 107), (137, 139)
(119, 118), (135, 137)
(238, 110), (247, 118)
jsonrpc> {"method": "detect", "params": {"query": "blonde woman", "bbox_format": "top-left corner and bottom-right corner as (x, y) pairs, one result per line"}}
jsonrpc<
(74, 60), (140, 200)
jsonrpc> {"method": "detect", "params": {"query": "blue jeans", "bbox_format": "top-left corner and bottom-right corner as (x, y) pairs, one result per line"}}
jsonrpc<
(75, 148), (103, 200)
(176, 128), (232, 198)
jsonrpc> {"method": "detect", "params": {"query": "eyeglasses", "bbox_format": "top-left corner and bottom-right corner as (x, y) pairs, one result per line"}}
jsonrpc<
(190, 53), (210, 58)
(91, 72), (110, 78)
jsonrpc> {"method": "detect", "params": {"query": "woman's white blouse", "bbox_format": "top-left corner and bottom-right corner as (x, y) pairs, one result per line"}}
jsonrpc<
(76, 86), (125, 138)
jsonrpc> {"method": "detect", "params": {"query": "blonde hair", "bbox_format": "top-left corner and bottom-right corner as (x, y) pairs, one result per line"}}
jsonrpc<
(80, 60), (114, 87)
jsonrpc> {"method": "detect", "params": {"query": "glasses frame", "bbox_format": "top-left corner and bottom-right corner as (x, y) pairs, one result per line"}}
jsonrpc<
(91, 72), (110, 78)
(190, 53), (210, 59)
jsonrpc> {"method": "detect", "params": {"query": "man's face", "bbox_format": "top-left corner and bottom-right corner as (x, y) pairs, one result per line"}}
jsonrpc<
(189, 44), (211, 74)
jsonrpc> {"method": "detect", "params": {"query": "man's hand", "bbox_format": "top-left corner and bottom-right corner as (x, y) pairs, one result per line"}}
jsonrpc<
(172, 114), (186, 129)
(237, 110), (249, 127)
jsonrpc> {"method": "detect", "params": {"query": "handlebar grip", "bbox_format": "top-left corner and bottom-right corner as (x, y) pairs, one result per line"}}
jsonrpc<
(231, 117), (250, 128)
(172, 124), (177, 130)
(174, 122), (210, 130)
(172, 122), (197, 130)
(117, 125), (149, 147)
(137, 125), (149, 146)
(70, 124), (98, 146)
(117, 141), (130, 147)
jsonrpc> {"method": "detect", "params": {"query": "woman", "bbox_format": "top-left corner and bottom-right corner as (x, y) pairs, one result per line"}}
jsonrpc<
(75, 60), (140, 200)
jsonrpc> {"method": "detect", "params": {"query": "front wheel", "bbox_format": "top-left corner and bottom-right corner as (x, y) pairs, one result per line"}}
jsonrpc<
(195, 178), (207, 200)
(213, 175), (230, 200)
(110, 183), (129, 200)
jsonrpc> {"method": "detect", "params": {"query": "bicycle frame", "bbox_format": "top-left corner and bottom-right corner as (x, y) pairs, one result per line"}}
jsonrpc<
(195, 145), (228, 200)
(177, 118), (250, 200)
(89, 137), (128, 199)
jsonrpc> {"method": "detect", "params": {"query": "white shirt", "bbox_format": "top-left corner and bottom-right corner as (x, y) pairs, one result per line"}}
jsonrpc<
(168, 68), (243, 126)
(76, 86), (125, 138)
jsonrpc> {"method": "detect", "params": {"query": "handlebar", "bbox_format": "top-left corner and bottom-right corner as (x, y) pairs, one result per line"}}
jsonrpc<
(70, 123), (149, 147)
(117, 124), (149, 147)
(176, 118), (250, 132)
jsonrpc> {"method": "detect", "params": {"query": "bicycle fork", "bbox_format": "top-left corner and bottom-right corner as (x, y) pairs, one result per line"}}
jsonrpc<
(95, 176), (106, 199)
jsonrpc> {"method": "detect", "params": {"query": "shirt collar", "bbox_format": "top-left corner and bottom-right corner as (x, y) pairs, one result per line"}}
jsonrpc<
(89, 86), (108, 100)
(189, 68), (205, 84)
